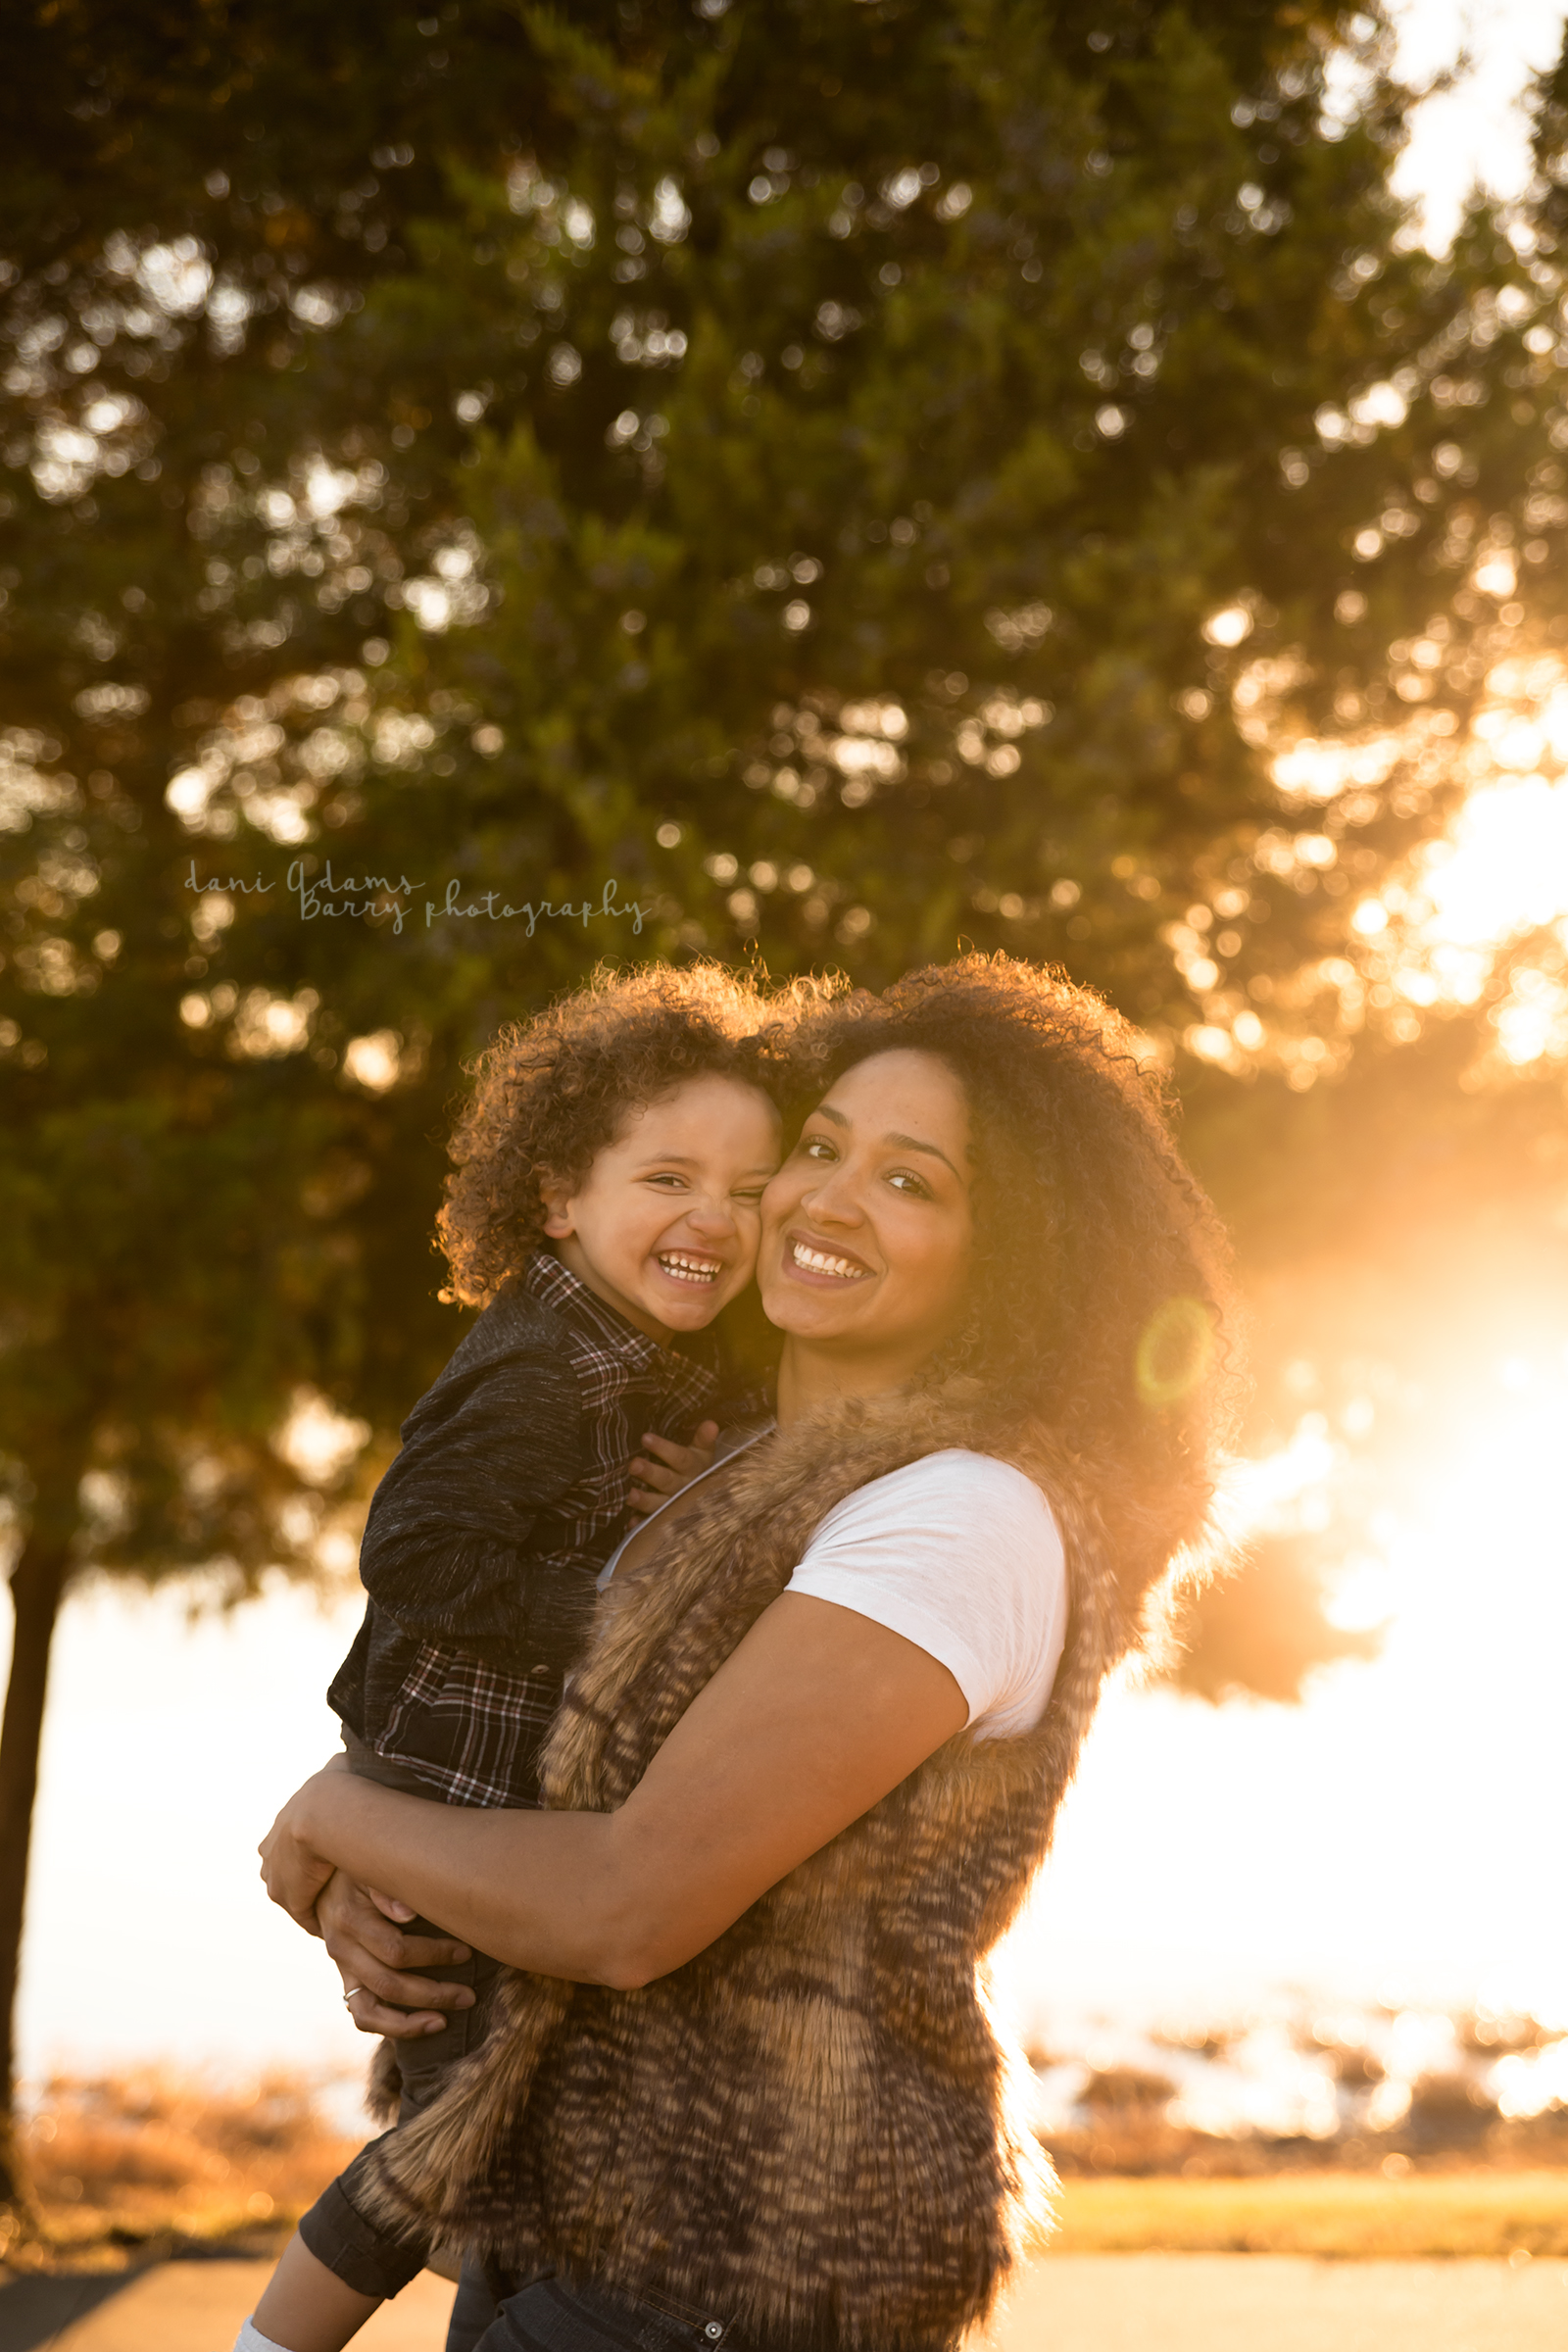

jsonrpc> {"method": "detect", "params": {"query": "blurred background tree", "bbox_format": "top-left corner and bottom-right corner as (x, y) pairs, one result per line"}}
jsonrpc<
(5, 0), (1568, 2226)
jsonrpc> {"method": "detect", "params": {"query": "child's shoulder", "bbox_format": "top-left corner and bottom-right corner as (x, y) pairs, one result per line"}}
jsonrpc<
(439, 1278), (576, 1380)
(465, 1274), (564, 1338)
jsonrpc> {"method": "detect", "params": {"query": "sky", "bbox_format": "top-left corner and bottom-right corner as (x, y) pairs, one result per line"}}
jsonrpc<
(11, 8), (1568, 2098)
(1387, 0), (1567, 249)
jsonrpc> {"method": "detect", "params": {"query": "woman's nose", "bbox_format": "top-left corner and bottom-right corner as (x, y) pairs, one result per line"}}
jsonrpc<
(801, 1168), (862, 1226)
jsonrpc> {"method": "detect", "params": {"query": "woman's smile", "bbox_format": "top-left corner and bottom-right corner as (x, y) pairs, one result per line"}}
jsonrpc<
(759, 1049), (976, 1404)
(784, 1229), (874, 1286)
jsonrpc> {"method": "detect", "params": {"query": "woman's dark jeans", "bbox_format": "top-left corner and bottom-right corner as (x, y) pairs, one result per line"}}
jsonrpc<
(447, 2267), (736, 2352)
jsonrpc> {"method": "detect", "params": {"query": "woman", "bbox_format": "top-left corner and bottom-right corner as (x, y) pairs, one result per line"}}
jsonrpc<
(263, 956), (1232, 2352)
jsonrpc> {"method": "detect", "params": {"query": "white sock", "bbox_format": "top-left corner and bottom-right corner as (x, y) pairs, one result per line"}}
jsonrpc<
(233, 2319), (293, 2352)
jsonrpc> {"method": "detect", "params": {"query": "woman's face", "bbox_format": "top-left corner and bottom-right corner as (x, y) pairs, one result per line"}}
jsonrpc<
(759, 1049), (975, 1383)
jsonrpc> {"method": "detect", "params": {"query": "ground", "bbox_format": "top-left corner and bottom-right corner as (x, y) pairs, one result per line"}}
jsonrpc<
(6, 2254), (1568, 2352)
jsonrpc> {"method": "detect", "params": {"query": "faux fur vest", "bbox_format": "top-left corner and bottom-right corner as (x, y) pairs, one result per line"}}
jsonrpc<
(365, 1386), (1138, 2352)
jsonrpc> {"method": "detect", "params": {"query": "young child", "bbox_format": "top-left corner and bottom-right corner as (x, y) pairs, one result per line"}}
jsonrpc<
(237, 965), (784, 2352)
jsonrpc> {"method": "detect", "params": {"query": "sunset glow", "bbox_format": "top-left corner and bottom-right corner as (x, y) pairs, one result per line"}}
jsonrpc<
(11, 7), (1568, 2279)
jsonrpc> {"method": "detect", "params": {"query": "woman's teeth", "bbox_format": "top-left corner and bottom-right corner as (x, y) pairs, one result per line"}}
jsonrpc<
(658, 1252), (721, 1286)
(791, 1240), (868, 1281)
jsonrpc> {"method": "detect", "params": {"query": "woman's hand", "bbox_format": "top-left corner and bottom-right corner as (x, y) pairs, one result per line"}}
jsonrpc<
(259, 1767), (352, 1931)
(627, 1421), (718, 1520)
(317, 1873), (478, 2039)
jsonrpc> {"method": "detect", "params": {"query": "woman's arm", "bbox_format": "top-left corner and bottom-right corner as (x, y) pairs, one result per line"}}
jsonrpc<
(262, 1592), (968, 1990)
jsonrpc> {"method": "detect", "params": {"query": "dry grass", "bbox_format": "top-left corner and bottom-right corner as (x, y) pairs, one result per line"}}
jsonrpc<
(1041, 2105), (1568, 2180)
(1045, 2169), (1568, 2258)
(17, 2069), (362, 2266)
(10, 2067), (1568, 2272)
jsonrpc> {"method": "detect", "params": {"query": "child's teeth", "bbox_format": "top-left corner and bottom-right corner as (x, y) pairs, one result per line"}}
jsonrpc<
(660, 1253), (720, 1284)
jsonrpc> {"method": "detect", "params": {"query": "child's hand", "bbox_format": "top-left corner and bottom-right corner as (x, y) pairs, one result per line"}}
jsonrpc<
(366, 1885), (417, 1924)
(628, 1421), (718, 1520)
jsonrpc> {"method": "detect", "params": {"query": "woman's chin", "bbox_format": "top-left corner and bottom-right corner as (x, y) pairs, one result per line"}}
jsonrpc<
(760, 1282), (863, 1336)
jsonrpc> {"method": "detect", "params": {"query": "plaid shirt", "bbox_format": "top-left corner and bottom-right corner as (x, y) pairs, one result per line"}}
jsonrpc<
(334, 1250), (720, 1810)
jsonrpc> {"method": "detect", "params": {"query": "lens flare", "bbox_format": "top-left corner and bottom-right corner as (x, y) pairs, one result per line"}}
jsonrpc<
(1135, 1295), (1216, 1408)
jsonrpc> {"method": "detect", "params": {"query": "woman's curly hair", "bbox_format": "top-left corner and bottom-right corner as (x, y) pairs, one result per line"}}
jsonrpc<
(439, 963), (788, 1307)
(780, 955), (1239, 1594)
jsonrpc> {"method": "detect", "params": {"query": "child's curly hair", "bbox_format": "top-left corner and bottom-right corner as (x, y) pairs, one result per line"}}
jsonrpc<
(439, 963), (788, 1307)
(778, 954), (1240, 1596)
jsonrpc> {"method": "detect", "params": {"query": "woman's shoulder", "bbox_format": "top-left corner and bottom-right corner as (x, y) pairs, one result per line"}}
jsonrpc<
(842, 1446), (1055, 1512)
(817, 1447), (1060, 1549)
(792, 1446), (1068, 1739)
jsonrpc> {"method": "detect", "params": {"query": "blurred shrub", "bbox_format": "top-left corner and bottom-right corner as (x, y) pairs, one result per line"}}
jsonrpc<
(23, 2069), (358, 2246)
(1169, 1533), (1383, 1703)
(1404, 2072), (1499, 2150)
(1080, 2066), (1179, 2113)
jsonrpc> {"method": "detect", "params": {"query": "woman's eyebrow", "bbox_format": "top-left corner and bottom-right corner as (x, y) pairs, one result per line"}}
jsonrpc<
(809, 1102), (961, 1179)
(885, 1130), (962, 1178)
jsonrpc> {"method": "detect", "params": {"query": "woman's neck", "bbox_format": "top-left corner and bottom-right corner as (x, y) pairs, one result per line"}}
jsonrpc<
(774, 1338), (925, 1425)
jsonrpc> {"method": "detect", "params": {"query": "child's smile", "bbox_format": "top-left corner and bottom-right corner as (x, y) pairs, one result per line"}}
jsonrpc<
(543, 1073), (782, 1344)
(656, 1250), (724, 1289)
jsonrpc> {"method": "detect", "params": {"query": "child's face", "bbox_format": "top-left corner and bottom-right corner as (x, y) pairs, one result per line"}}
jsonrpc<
(542, 1074), (781, 1344)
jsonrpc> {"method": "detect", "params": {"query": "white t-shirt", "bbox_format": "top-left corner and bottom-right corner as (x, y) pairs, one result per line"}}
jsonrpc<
(784, 1450), (1067, 1740)
(602, 1444), (1067, 1741)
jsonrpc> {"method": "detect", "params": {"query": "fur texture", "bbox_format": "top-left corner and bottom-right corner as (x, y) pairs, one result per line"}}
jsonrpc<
(367, 2035), (403, 2127)
(363, 1387), (1137, 2352)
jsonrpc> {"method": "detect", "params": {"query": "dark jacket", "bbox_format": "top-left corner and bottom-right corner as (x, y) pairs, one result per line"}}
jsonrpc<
(328, 1262), (718, 1808)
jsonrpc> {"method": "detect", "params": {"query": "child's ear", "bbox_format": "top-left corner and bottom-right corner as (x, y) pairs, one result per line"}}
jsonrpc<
(539, 1177), (575, 1240)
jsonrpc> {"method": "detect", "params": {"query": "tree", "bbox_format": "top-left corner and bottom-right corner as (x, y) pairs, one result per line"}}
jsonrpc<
(5, 0), (1566, 2230)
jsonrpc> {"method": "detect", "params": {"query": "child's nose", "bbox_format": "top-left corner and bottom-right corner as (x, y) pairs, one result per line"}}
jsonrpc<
(685, 1198), (737, 1235)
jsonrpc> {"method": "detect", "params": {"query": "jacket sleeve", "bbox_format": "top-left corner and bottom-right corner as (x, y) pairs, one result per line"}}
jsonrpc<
(356, 1316), (592, 1673)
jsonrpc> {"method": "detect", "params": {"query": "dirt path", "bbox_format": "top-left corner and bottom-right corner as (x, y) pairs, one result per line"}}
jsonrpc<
(4, 2252), (1567, 2351)
(0, 2259), (453, 2350)
(988, 2251), (1568, 2351)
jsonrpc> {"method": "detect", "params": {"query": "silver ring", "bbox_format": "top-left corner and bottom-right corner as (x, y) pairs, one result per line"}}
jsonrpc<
(342, 1987), (367, 2004)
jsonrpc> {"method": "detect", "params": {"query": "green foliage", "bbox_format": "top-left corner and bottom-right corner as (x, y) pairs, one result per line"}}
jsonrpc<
(2, 0), (1565, 1609)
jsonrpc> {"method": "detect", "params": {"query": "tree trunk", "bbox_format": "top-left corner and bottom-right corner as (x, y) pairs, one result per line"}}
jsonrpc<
(0, 1458), (81, 2237)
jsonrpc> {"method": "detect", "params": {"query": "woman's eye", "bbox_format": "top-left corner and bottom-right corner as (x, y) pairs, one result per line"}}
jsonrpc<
(887, 1170), (929, 1198)
(802, 1135), (836, 1161)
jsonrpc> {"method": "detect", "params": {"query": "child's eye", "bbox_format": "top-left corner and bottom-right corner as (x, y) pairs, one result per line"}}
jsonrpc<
(733, 1184), (767, 1204)
(646, 1172), (689, 1188)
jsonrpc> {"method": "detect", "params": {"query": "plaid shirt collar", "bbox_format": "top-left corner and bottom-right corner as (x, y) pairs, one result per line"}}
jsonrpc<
(519, 1248), (717, 1419)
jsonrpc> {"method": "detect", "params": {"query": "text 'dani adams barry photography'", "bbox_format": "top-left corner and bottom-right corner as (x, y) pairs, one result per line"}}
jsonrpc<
(184, 859), (648, 938)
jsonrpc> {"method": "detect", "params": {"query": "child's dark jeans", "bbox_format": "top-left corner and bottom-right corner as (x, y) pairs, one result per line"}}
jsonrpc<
(296, 1744), (508, 2299)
